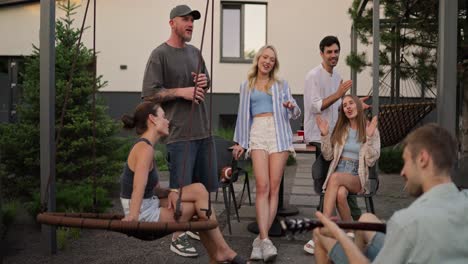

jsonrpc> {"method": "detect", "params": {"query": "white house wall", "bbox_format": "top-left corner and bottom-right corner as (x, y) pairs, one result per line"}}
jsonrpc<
(1, 0), (375, 95)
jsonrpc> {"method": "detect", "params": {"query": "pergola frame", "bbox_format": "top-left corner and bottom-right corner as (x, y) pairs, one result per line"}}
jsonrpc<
(350, 0), (380, 116)
(350, 0), (458, 135)
(38, 0), (459, 254)
(437, 0), (458, 136)
(39, 0), (56, 254)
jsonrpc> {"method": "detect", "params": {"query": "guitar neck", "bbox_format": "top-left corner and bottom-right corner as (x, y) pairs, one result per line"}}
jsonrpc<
(281, 218), (387, 233)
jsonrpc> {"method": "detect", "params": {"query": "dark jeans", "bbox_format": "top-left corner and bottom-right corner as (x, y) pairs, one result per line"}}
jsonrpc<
(309, 142), (361, 220)
(166, 136), (218, 192)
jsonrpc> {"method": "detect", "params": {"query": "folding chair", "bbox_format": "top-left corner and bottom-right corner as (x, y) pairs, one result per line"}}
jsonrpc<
(213, 136), (251, 234)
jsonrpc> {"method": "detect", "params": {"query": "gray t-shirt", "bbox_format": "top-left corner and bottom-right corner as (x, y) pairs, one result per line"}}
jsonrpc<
(142, 43), (210, 144)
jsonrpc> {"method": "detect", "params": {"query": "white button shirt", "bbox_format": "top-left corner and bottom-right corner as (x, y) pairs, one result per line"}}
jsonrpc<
(303, 63), (342, 143)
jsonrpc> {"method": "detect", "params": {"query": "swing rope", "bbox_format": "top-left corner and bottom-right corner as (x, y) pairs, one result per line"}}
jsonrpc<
(173, 0), (213, 221)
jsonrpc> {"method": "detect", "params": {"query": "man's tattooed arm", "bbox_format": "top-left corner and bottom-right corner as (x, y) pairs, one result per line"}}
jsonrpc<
(143, 88), (178, 103)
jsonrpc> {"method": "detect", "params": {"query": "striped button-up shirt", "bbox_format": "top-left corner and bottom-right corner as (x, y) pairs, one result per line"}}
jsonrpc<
(234, 80), (301, 153)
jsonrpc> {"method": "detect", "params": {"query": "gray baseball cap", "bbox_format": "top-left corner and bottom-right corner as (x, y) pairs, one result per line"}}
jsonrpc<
(170, 5), (201, 20)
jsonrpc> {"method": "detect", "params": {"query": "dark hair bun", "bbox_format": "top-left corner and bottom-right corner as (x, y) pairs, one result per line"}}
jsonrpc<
(121, 114), (135, 129)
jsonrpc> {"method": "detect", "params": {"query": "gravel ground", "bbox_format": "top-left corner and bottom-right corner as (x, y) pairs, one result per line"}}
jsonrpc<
(2, 160), (414, 264)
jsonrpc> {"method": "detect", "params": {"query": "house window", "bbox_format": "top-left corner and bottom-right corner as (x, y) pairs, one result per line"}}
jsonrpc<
(221, 2), (267, 63)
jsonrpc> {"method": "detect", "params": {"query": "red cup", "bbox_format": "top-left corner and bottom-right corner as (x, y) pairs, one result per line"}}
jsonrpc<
(297, 130), (304, 139)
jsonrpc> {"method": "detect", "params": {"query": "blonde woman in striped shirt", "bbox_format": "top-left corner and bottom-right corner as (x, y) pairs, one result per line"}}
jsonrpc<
(232, 45), (301, 262)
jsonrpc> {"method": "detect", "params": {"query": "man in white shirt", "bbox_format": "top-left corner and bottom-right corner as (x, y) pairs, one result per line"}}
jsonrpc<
(304, 36), (352, 157)
(303, 36), (360, 254)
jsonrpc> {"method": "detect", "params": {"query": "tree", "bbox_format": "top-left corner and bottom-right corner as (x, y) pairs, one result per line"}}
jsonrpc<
(0, 0), (120, 205)
(347, 0), (439, 94)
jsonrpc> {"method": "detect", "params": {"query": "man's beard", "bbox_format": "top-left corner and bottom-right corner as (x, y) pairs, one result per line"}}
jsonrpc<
(176, 28), (192, 42)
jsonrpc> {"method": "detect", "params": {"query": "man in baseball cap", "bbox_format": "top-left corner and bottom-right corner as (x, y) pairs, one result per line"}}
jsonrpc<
(142, 4), (214, 259)
(170, 4), (201, 20)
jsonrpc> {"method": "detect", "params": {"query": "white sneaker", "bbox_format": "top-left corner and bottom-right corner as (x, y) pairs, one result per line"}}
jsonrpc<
(170, 233), (198, 257)
(304, 239), (315, 254)
(261, 238), (277, 262)
(250, 236), (262, 260)
(186, 231), (200, 241)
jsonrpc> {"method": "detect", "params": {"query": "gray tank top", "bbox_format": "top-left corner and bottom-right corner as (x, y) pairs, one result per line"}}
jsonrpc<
(120, 138), (159, 199)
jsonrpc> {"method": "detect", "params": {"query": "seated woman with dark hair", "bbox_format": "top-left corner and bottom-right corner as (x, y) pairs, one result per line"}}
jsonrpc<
(120, 101), (248, 264)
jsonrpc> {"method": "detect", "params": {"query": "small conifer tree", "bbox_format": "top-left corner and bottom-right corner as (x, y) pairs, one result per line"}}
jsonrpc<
(0, 1), (120, 205)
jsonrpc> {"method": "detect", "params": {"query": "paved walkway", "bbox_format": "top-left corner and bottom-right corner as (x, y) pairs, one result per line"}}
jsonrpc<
(3, 153), (413, 263)
(214, 153), (413, 263)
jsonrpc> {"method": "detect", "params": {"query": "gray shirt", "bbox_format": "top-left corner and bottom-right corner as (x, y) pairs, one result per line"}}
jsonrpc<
(373, 182), (468, 264)
(142, 43), (210, 144)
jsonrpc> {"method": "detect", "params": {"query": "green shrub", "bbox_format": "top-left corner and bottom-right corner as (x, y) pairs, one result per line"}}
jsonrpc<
(25, 193), (41, 218)
(113, 137), (168, 171)
(215, 127), (234, 141)
(286, 155), (296, 166)
(242, 163), (254, 179)
(56, 182), (112, 213)
(57, 227), (81, 250)
(379, 146), (404, 173)
(26, 182), (112, 217)
(113, 136), (135, 163)
(154, 144), (168, 171)
(2, 201), (18, 229)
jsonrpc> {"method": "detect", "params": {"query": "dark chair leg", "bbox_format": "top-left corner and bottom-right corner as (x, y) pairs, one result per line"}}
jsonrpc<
(222, 186), (232, 234)
(229, 184), (240, 222)
(245, 172), (252, 206)
(239, 176), (246, 208)
(364, 197), (371, 213)
(215, 188), (219, 201)
(239, 172), (251, 208)
(318, 194), (324, 212)
(368, 197), (375, 214)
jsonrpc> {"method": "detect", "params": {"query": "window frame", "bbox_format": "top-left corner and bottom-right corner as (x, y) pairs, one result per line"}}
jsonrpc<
(220, 1), (267, 64)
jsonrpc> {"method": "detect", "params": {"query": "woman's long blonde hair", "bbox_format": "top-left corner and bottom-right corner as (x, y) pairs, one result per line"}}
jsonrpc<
(247, 45), (280, 92)
(331, 95), (367, 146)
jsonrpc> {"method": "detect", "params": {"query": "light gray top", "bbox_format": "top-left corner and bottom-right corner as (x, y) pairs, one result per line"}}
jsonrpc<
(341, 128), (360, 160)
(373, 182), (468, 264)
(142, 43), (210, 144)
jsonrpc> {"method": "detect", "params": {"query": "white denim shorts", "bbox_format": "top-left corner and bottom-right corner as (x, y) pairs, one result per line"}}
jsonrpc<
(120, 196), (160, 222)
(248, 116), (279, 156)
